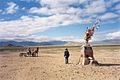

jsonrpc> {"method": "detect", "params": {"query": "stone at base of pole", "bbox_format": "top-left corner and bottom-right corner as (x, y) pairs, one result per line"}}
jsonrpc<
(89, 59), (99, 66)
(79, 44), (99, 66)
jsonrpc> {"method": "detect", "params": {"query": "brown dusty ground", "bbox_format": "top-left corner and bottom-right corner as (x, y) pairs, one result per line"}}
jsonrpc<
(0, 47), (120, 80)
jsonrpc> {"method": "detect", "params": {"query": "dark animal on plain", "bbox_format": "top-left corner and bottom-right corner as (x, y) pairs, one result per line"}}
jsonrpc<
(19, 53), (27, 57)
(32, 47), (39, 57)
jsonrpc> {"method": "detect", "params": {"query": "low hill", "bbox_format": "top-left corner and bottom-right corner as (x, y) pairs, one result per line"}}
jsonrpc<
(0, 40), (68, 46)
(92, 39), (120, 45)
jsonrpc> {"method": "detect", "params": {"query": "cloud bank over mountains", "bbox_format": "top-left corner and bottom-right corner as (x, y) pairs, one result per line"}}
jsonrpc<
(0, 0), (120, 42)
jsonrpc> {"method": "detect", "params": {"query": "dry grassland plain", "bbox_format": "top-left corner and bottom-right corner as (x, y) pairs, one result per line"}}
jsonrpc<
(0, 45), (120, 80)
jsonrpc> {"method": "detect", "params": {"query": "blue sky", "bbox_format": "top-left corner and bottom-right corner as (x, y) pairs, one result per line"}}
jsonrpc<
(0, 0), (120, 42)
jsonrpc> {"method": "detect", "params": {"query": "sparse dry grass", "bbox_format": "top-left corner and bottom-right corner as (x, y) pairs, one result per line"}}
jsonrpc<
(0, 45), (120, 80)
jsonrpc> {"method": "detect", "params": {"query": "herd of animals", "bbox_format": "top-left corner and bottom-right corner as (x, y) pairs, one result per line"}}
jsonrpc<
(19, 47), (39, 57)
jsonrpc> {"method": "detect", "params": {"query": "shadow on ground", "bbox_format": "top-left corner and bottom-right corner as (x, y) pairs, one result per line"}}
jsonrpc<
(99, 63), (120, 67)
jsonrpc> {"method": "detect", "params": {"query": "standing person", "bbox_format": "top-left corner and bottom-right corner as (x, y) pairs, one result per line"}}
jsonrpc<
(64, 48), (70, 64)
(35, 47), (39, 57)
(27, 48), (32, 56)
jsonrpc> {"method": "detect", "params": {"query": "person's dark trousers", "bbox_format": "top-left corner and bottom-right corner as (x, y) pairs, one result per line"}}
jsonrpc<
(65, 57), (68, 64)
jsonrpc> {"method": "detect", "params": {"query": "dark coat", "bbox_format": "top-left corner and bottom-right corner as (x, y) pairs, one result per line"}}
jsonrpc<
(64, 50), (70, 58)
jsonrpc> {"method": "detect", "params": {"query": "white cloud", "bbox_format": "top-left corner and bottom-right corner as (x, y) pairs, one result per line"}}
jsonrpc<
(105, 0), (120, 8)
(0, 14), (81, 41)
(22, 7), (26, 10)
(78, 0), (86, 4)
(52, 36), (82, 42)
(0, 10), (3, 13)
(66, 7), (83, 15)
(112, 4), (120, 14)
(15, 35), (53, 42)
(117, 10), (120, 14)
(29, 6), (83, 16)
(29, 7), (52, 15)
(92, 29), (120, 41)
(20, 0), (37, 2)
(37, 0), (106, 14)
(1, 0), (120, 42)
(0, 32), (81, 42)
(40, 0), (78, 8)
(24, 35), (81, 42)
(114, 4), (120, 10)
(29, 0), (107, 21)
(84, 0), (106, 15)
(29, 0), (110, 25)
(40, 0), (90, 8)
(100, 13), (119, 20)
(26, 35), (81, 42)
(106, 30), (120, 39)
(5, 2), (19, 14)
(112, 0), (120, 3)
